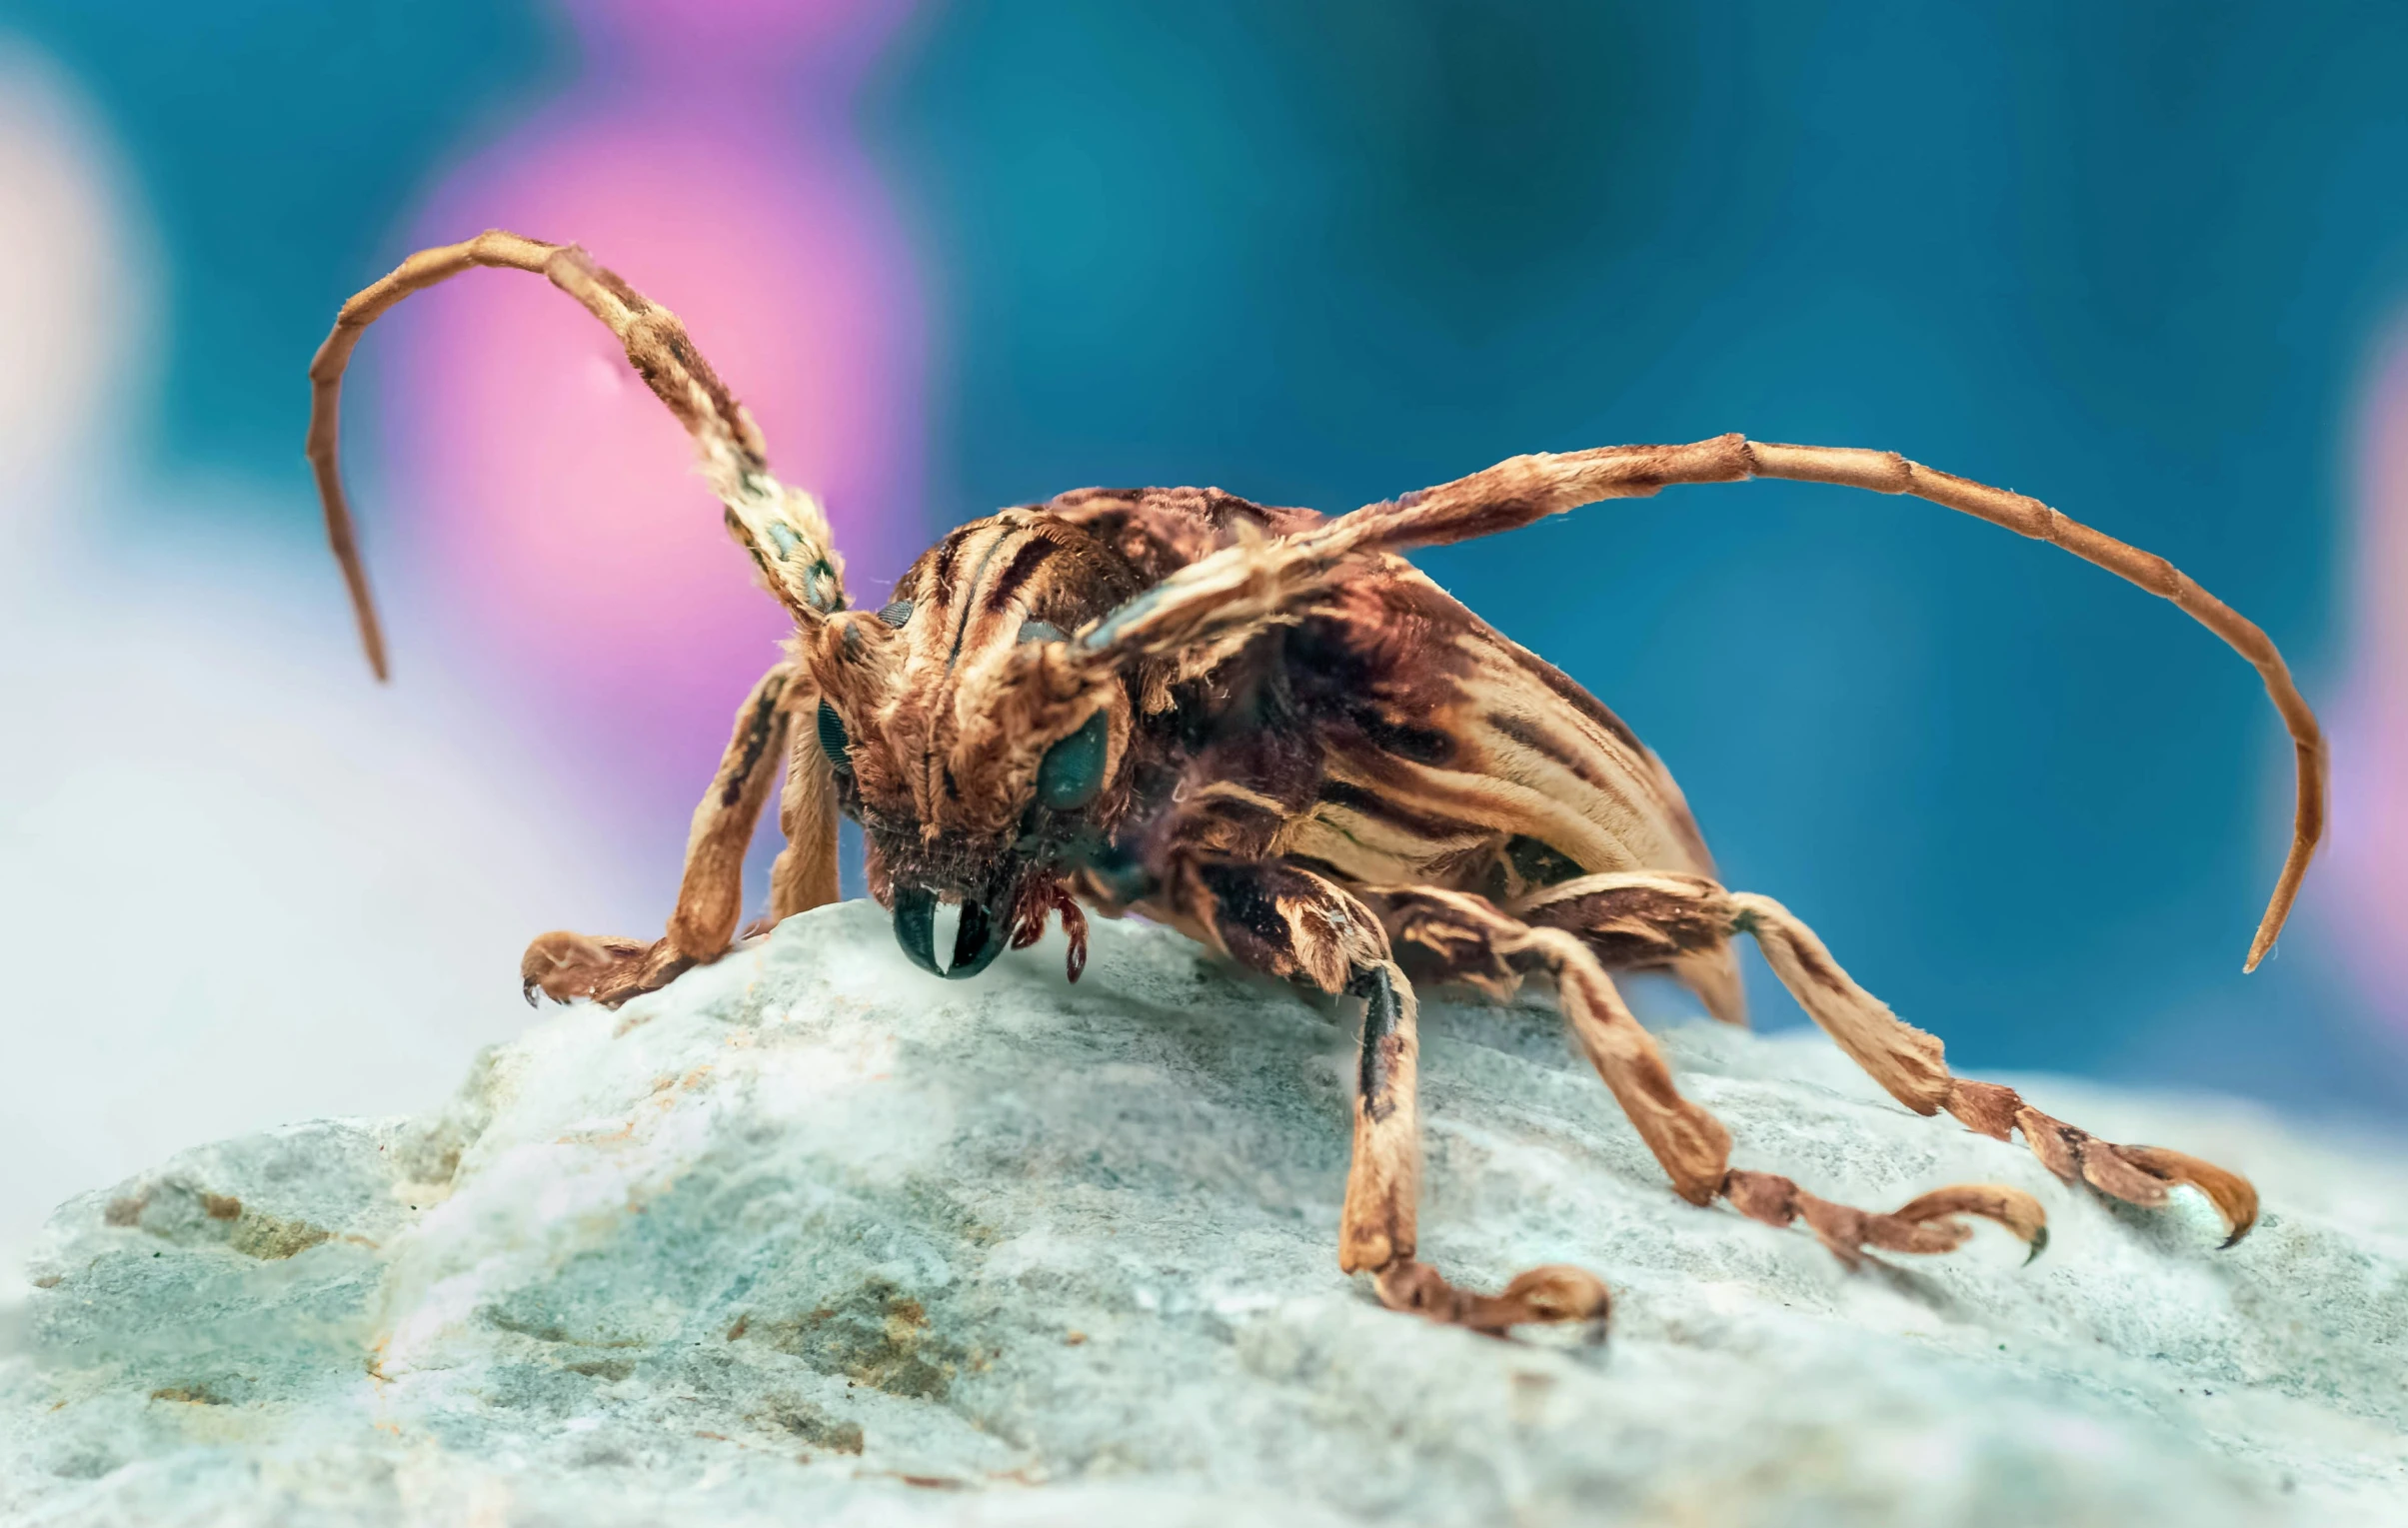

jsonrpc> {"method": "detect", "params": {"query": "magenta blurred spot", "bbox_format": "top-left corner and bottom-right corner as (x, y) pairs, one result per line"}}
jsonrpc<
(568, 0), (915, 81)
(378, 11), (925, 838)
(2327, 318), (2408, 1026)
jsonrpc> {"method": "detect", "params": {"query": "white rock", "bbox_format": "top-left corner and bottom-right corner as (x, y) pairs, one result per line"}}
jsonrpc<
(4, 901), (2403, 1526)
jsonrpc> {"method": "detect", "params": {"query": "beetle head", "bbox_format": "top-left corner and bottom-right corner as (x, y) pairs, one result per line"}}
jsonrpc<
(803, 513), (1148, 978)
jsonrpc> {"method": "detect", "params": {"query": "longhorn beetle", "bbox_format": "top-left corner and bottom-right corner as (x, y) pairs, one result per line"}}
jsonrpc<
(309, 232), (2324, 1335)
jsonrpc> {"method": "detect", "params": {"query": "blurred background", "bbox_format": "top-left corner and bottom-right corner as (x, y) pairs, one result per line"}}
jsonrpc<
(4, 0), (2406, 1287)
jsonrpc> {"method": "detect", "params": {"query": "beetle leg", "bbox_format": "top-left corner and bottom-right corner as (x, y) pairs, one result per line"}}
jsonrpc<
(1377, 885), (1733, 1203)
(523, 660), (806, 1007)
(1147, 854), (1611, 1336)
(765, 721), (842, 922)
(1373, 884), (2051, 1265)
(1511, 871), (2257, 1246)
(309, 232), (848, 680)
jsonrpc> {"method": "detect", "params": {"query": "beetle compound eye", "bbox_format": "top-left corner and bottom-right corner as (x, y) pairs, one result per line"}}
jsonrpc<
(1035, 712), (1108, 809)
(817, 701), (852, 772)
(877, 599), (915, 628)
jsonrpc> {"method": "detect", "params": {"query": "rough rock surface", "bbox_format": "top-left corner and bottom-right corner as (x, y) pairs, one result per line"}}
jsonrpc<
(4, 901), (2403, 1525)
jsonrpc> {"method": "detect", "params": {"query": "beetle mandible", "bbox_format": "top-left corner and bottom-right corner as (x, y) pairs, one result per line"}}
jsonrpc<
(307, 232), (2323, 1335)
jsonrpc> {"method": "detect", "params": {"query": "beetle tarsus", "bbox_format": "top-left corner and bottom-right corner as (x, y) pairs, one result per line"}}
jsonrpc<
(518, 930), (689, 1009)
(1372, 1257), (1612, 1340)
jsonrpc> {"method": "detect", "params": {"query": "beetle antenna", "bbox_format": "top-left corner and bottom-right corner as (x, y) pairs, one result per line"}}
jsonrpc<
(1338, 435), (2325, 970)
(305, 229), (846, 680)
(1076, 434), (2322, 968)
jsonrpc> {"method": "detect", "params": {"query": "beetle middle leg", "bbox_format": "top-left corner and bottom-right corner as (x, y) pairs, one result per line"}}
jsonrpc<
(1512, 871), (2258, 1244)
(1371, 884), (2049, 1265)
(1146, 854), (1613, 1335)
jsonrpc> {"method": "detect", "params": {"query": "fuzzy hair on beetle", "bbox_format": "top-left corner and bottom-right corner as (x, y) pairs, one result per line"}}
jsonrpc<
(307, 231), (2323, 1336)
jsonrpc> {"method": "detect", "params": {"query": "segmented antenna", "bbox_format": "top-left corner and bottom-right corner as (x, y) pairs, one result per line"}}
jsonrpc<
(1079, 434), (2323, 969)
(305, 229), (846, 681)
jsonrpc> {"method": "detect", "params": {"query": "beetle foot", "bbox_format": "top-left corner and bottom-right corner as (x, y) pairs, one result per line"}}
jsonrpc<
(1372, 1257), (1611, 1340)
(1946, 1080), (2257, 1246)
(520, 930), (694, 1009)
(1720, 1169), (2049, 1267)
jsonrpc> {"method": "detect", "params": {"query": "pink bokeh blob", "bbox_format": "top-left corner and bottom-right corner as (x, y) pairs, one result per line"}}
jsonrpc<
(2326, 317), (2408, 1025)
(569, 0), (916, 81)
(377, 3), (926, 842)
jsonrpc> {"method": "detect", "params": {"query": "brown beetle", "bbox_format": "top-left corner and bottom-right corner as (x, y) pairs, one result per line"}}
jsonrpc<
(309, 232), (2322, 1335)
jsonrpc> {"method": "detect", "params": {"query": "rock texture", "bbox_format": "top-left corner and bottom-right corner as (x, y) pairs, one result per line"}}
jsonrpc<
(4, 901), (2404, 1525)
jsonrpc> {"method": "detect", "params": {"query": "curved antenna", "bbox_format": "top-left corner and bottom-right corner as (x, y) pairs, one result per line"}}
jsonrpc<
(1077, 434), (2323, 970)
(305, 229), (846, 680)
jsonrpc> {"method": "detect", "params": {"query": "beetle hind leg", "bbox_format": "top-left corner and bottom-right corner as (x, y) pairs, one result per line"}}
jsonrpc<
(1744, 891), (2259, 1243)
(1376, 884), (2049, 1266)
(1512, 872), (2258, 1245)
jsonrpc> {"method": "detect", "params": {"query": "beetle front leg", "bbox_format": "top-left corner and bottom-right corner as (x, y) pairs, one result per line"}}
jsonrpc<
(1145, 854), (1611, 1336)
(523, 660), (806, 1006)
